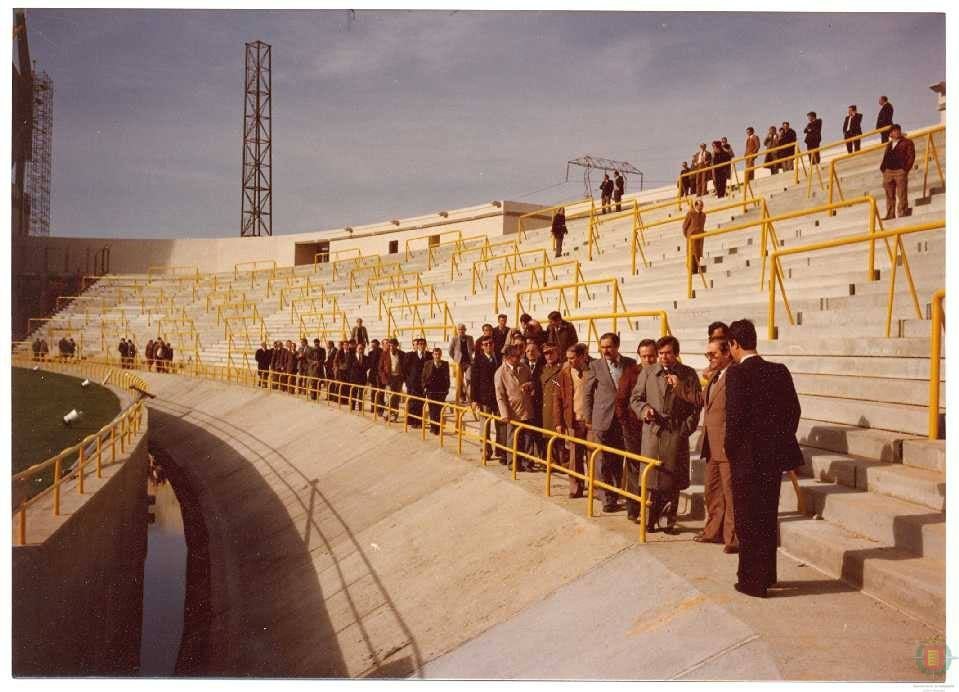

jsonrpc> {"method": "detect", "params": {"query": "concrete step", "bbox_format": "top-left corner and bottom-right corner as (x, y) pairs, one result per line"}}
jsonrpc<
(778, 518), (945, 631)
(792, 373), (941, 408)
(786, 483), (945, 558)
(901, 439), (946, 473)
(797, 393), (929, 436)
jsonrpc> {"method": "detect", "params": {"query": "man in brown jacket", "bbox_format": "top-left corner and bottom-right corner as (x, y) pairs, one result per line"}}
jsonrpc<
(695, 336), (738, 552)
(620, 338), (657, 520)
(377, 338), (406, 421)
(683, 199), (707, 275)
(879, 124), (916, 219)
(744, 127), (760, 184)
(554, 343), (591, 497)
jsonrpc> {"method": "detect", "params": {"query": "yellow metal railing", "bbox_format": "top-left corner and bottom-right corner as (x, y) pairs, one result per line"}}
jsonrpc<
(279, 278), (327, 311)
(11, 359), (149, 547)
(234, 259), (276, 282)
(386, 300), (456, 342)
(565, 310), (672, 349)
(928, 289), (945, 440)
(471, 248), (550, 294)
(366, 271), (424, 305)
(348, 260), (404, 292)
(216, 298), (259, 326)
(290, 294), (343, 326)
(331, 247), (362, 261)
(450, 238), (520, 280)
(494, 260), (587, 314)
(686, 195), (885, 300)
(332, 254), (381, 282)
(405, 229), (462, 261)
(517, 197), (596, 241)
(297, 310), (349, 341)
(631, 195), (748, 276)
(205, 287), (246, 312)
(767, 220), (944, 340)
(828, 124), (945, 204)
(148, 264), (200, 283)
(515, 278), (624, 326)
(378, 283), (440, 320)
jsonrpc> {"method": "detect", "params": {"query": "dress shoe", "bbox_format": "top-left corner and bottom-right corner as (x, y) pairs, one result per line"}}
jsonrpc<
(627, 512), (639, 522)
(734, 582), (767, 598)
(602, 503), (620, 513)
(723, 545), (739, 554)
(693, 533), (719, 543)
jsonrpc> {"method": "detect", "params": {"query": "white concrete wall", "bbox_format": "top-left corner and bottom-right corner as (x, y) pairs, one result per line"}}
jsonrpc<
(15, 200), (547, 277)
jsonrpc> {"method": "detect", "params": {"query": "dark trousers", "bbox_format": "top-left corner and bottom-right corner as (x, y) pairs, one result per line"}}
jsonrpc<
(595, 420), (625, 507)
(349, 382), (366, 411)
(426, 392), (445, 433)
(714, 171), (728, 198)
(505, 421), (534, 469)
(614, 192), (623, 212)
(647, 488), (681, 530)
(880, 131), (890, 144)
(807, 146), (820, 165)
(383, 375), (404, 418)
(846, 137), (862, 153)
(730, 461), (783, 589)
(601, 194), (611, 214)
(407, 386), (425, 426)
(553, 234), (564, 258)
(257, 368), (268, 388)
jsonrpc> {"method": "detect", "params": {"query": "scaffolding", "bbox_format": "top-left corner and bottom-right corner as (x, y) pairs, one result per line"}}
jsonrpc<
(28, 66), (53, 237)
(566, 155), (643, 198)
(241, 41), (272, 237)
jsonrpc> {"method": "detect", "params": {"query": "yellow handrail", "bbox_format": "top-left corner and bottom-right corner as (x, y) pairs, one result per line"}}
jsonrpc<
(686, 195), (883, 300)
(404, 229), (462, 261)
(332, 254), (380, 282)
(378, 283), (439, 320)
(471, 248), (550, 294)
(928, 289), (945, 440)
(564, 310), (672, 349)
(767, 220), (944, 340)
(366, 271), (424, 305)
(291, 294), (342, 326)
(515, 278), (621, 326)
(234, 259), (276, 281)
(517, 196), (594, 240)
(348, 260), (404, 292)
(494, 260), (585, 313)
(451, 238), (520, 280)
(827, 124), (945, 204)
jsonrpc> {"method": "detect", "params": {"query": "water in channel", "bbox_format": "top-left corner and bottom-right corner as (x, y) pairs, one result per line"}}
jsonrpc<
(139, 472), (187, 676)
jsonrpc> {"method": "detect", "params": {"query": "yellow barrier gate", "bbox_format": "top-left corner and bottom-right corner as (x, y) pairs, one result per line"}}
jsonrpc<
(928, 288), (945, 440)
(565, 310), (672, 349)
(494, 260), (588, 313)
(404, 229), (463, 261)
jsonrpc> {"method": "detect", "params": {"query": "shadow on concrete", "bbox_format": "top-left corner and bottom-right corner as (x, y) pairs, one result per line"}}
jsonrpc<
(148, 399), (424, 678)
(767, 579), (857, 598)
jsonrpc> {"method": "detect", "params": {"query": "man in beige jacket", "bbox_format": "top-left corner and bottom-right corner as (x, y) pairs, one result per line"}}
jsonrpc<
(494, 344), (535, 470)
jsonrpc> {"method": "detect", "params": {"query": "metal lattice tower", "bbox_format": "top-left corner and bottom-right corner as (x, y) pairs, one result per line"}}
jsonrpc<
(241, 41), (272, 237)
(28, 66), (53, 237)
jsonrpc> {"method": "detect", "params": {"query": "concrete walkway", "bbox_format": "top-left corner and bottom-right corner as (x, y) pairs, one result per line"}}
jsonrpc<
(142, 373), (944, 681)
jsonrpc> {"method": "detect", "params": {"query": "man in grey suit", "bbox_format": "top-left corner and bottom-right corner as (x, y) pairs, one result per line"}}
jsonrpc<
(584, 333), (637, 513)
(630, 335), (703, 533)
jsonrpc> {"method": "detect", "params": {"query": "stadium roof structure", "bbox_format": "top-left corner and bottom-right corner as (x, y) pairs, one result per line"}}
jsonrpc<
(566, 155), (644, 197)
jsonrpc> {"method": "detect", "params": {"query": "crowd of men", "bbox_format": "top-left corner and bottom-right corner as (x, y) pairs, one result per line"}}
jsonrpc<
(31, 336), (79, 360)
(254, 310), (800, 597)
(679, 96), (898, 200)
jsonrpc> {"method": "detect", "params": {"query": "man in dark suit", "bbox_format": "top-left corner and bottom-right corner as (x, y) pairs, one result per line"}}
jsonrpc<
(803, 111), (822, 164)
(876, 96), (894, 143)
(724, 319), (803, 598)
(422, 348), (451, 435)
(378, 338), (406, 421)
(778, 122), (797, 171)
(470, 337), (502, 459)
(492, 314), (511, 356)
(584, 333), (637, 513)
(350, 318), (369, 346)
(842, 105), (863, 153)
(879, 124), (916, 219)
(613, 170), (625, 212)
(405, 337), (430, 427)
(347, 343), (370, 411)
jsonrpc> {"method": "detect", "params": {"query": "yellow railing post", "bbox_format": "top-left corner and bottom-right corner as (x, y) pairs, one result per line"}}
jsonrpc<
(929, 289), (945, 440)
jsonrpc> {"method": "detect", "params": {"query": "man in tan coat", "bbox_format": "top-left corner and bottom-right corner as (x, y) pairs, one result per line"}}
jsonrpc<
(744, 127), (761, 184)
(695, 336), (739, 552)
(554, 343), (591, 497)
(494, 344), (535, 470)
(683, 199), (707, 275)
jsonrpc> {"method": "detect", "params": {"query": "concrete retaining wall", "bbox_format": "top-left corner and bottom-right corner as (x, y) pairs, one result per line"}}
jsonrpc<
(12, 406), (150, 676)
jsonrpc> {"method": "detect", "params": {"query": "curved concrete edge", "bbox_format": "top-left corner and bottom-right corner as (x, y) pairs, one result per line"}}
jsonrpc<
(139, 373), (637, 677)
(419, 546), (782, 680)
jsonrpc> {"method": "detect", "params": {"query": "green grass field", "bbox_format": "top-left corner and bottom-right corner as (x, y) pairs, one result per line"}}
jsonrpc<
(12, 367), (122, 477)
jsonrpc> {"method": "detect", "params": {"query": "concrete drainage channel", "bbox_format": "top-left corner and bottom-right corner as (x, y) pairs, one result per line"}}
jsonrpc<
(140, 444), (211, 676)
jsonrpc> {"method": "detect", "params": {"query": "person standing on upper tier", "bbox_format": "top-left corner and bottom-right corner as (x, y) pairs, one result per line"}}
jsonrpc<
(876, 95), (895, 143)
(600, 174), (614, 214)
(613, 170), (625, 212)
(683, 199), (707, 275)
(843, 105), (863, 153)
(879, 124), (915, 220)
(804, 111), (823, 164)
(551, 207), (567, 258)
(744, 128), (760, 184)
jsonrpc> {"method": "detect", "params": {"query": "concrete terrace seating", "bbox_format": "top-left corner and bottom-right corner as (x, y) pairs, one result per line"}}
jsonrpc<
(18, 125), (946, 630)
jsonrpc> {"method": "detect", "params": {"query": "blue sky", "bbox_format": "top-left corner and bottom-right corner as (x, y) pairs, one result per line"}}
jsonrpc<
(25, 10), (945, 238)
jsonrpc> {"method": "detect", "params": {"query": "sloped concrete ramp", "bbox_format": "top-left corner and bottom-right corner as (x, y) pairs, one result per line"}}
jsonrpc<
(142, 373), (780, 679)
